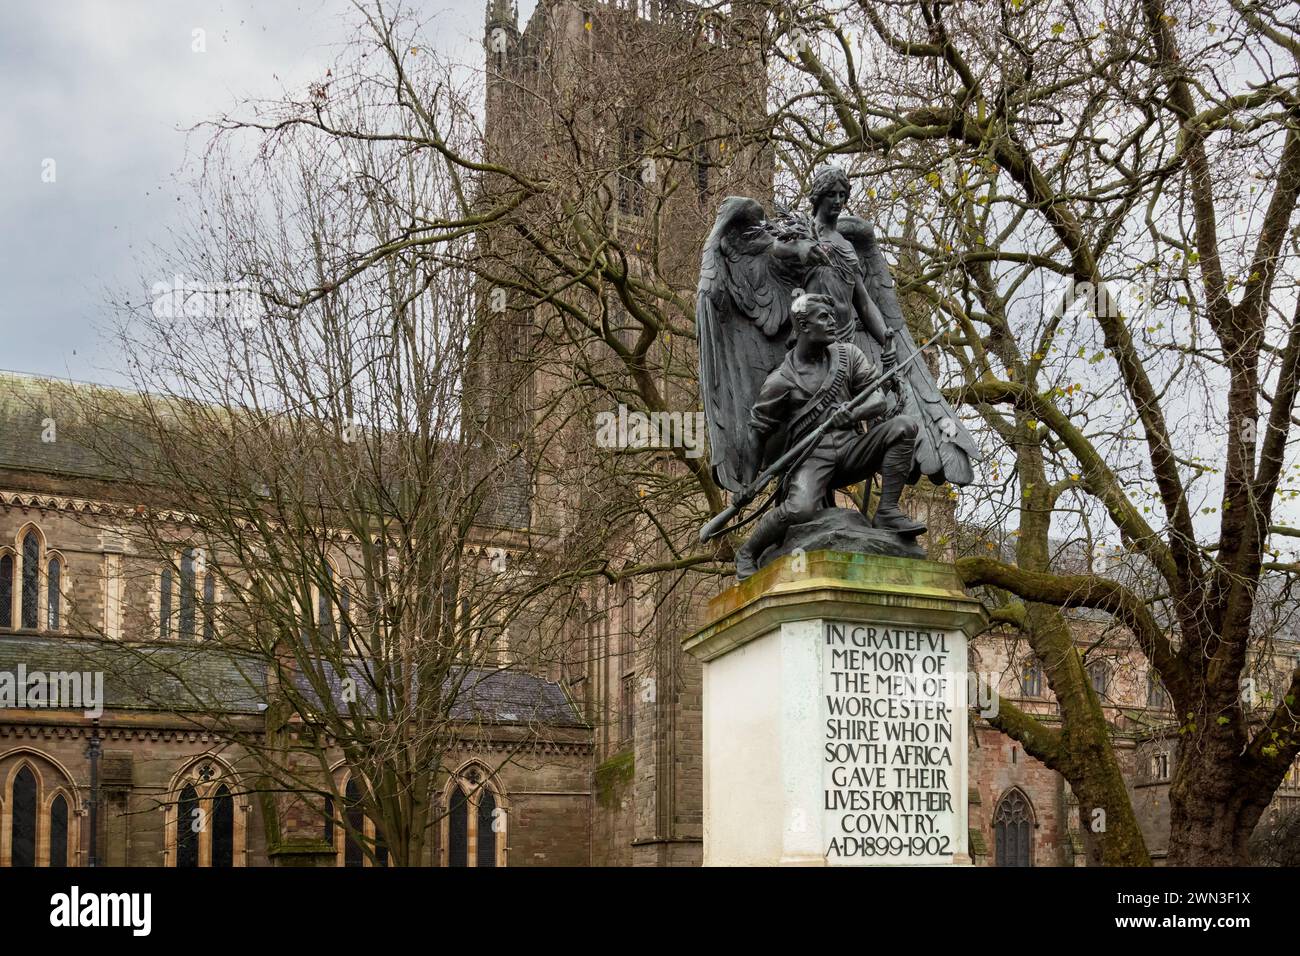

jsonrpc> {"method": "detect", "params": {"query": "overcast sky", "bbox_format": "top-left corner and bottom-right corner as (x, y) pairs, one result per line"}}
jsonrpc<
(0, 0), (523, 386)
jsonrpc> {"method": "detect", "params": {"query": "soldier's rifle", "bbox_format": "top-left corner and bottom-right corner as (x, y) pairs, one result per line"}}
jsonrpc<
(699, 324), (951, 544)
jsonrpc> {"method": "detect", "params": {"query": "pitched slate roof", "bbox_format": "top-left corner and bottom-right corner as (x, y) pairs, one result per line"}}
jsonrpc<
(0, 634), (267, 714)
(0, 372), (531, 528)
(294, 659), (584, 727)
(447, 667), (582, 725)
(0, 633), (582, 726)
(0, 373), (131, 479)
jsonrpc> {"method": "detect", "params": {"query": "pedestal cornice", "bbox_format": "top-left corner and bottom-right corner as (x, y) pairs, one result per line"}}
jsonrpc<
(685, 550), (989, 662)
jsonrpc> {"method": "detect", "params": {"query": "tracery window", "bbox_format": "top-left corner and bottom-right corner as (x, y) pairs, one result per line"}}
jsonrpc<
(440, 764), (506, 868)
(1147, 671), (1171, 710)
(1020, 659), (1044, 698)
(1086, 660), (1109, 697)
(993, 788), (1034, 867)
(167, 760), (243, 867)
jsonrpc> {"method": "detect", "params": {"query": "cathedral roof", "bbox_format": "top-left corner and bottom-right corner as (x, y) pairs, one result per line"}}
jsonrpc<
(0, 632), (583, 727)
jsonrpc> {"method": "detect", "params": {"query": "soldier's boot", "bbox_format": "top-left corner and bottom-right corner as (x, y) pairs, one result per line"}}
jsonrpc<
(872, 443), (926, 537)
(734, 508), (793, 580)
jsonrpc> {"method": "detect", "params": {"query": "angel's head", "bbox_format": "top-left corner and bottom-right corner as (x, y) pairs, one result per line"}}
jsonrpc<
(809, 165), (851, 218)
(790, 291), (837, 347)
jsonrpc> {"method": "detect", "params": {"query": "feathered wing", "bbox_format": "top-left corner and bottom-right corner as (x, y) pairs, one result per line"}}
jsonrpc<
(839, 216), (979, 486)
(697, 197), (799, 493)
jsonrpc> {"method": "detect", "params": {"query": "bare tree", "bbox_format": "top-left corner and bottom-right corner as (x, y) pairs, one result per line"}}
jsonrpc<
(67, 22), (596, 864)
(764, 0), (1300, 864)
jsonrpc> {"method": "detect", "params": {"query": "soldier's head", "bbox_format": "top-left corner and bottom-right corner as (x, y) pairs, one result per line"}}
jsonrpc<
(791, 291), (837, 347)
(809, 165), (851, 218)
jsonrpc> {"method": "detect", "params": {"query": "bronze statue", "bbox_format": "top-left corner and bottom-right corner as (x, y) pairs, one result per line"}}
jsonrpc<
(696, 165), (978, 579)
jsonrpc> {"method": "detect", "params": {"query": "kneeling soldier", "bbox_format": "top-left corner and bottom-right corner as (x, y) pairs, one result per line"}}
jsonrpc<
(735, 292), (925, 578)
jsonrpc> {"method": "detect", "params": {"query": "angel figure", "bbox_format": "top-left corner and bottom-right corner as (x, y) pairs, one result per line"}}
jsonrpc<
(696, 165), (978, 577)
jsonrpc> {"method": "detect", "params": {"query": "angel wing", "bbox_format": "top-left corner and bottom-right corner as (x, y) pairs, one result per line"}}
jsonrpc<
(839, 216), (979, 486)
(697, 197), (801, 493)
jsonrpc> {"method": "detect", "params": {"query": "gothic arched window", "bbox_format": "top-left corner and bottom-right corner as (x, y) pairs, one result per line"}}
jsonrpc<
(160, 569), (173, 639)
(46, 558), (61, 631)
(211, 785), (234, 867)
(2, 758), (80, 867)
(448, 785), (468, 868)
(20, 531), (39, 629)
(50, 793), (69, 867)
(202, 573), (215, 641)
(442, 766), (506, 867)
(179, 549), (196, 640)
(331, 773), (387, 866)
(176, 784), (200, 867)
(1087, 660), (1109, 698)
(10, 765), (37, 867)
(0, 553), (12, 628)
(1020, 659), (1044, 698)
(1147, 671), (1171, 710)
(1, 758), (80, 867)
(344, 777), (365, 868)
(167, 760), (245, 867)
(994, 789), (1035, 867)
(477, 789), (498, 868)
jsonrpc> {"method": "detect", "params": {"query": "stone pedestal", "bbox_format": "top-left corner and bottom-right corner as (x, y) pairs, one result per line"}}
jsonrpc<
(683, 551), (988, 866)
